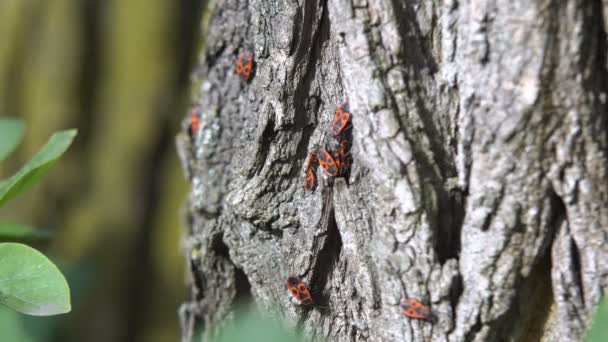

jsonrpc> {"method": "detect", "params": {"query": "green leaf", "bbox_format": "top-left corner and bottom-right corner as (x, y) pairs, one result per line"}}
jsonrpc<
(0, 118), (25, 162)
(0, 305), (34, 342)
(0, 243), (71, 316)
(213, 307), (304, 342)
(0, 129), (77, 207)
(0, 223), (51, 242)
(587, 297), (608, 342)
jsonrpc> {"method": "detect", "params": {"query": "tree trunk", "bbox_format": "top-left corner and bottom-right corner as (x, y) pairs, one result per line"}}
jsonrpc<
(177, 0), (608, 341)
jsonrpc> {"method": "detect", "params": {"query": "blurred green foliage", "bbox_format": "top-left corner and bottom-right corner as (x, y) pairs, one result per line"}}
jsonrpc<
(586, 297), (608, 342)
(0, 119), (74, 317)
(212, 307), (305, 342)
(0, 128), (77, 207)
(0, 0), (203, 341)
(0, 118), (24, 161)
(0, 222), (51, 241)
(0, 305), (33, 342)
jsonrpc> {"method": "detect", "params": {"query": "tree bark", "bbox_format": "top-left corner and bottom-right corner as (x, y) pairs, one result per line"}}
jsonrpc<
(177, 0), (608, 341)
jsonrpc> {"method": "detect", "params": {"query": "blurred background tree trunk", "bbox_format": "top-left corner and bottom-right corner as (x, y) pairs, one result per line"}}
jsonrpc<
(180, 0), (608, 341)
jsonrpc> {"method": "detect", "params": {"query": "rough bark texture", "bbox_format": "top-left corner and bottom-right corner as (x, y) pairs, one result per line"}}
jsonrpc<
(176, 0), (608, 341)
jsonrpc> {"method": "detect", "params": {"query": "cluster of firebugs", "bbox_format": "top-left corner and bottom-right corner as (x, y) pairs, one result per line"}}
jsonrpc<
(188, 49), (435, 322)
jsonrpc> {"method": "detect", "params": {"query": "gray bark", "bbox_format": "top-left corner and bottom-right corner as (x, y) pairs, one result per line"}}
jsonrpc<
(176, 0), (608, 341)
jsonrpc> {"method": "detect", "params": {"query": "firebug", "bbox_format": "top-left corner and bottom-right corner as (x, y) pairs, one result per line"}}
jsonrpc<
(305, 151), (318, 170)
(304, 151), (318, 192)
(286, 275), (313, 306)
(304, 168), (316, 192)
(318, 148), (340, 177)
(189, 106), (202, 136)
(235, 49), (255, 81)
(399, 298), (433, 321)
(331, 102), (352, 136)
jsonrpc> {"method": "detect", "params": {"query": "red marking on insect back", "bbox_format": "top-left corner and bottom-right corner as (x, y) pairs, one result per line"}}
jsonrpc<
(286, 275), (313, 305)
(235, 49), (255, 81)
(332, 102), (352, 136)
(399, 298), (432, 320)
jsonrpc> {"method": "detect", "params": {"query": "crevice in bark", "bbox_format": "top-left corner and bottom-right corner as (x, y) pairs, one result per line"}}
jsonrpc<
(291, 0), (326, 89)
(211, 232), (230, 258)
(436, 183), (465, 263)
(289, 0), (328, 190)
(390, 0), (452, 184)
(408, 94), (452, 176)
(211, 232), (253, 303)
(506, 189), (566, 341)
(267, 225), (285, 239)
(547, 189), (586, 309)
(234, 265), (253, 304)
(502, 244), (554, 342)
(447, 273), (464, 334)
(310, 208), (343, 307)
(512, 256), (553, 341)
(547, 187), (566, 252)
(569, 234), (586, 307)
(463, 313), (483, 342)
(390, 0), (438, 73)
(515, 189), (565, 341)
(292, 0), (329, 120)
(291, 0), (319, 67)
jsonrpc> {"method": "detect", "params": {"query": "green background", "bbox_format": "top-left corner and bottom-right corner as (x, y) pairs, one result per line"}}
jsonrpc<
(0, 1), (205, 341)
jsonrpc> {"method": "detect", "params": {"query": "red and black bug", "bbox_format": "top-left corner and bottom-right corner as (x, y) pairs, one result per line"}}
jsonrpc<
(319, 143), (352, 178)
(235, 49), (255, 81)
(189, 106), (202, 136)
(304, 168), (316, 192)
(331, 102), (352, 136)
(304, 151), (318, 192)
(399, 298), (433, 321)
(305, 151), (318, 170)
(286, 275), (313, 306)
(318, 148), (340, 177)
